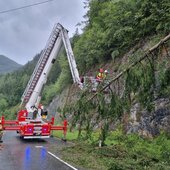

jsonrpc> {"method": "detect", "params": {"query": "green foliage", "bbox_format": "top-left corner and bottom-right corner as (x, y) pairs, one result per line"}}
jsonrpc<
(68, 40), (170, 146)
(0, 54), (39, 118)
(0, 46), (73, 116)
(0, 97), (8, 112)
(60, 129), (170, 170)
(65, 88), (124, 145)
(159, 67), (170, 96)
(111, 50), (119, 61)
(124, 60), (155, 111)
(0, 104), (19, 120)
(42, 84), (56, 104)
(42, 54), (72, 104)
(67, 43), (170, 144)
(66, 91), (95, 139)
(135, 0), (170, 35)
(0, 54), (39, 108)
(74, 0), (169, 72)
(62, 0), (170, 147)
(97, 92), (123, 145)
(53, 129), (80, 141)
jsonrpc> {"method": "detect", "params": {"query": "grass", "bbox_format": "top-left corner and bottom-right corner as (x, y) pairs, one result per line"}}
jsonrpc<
(53, 129), (79, 141)
(53, 128), (170, 170)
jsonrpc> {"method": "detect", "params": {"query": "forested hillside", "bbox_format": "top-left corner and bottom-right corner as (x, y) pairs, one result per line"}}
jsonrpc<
(0, 55), (22, 74)
(0, 51), (63, 119)
(0, 1), (169, 168)
(0, 54), (38, 118)
(74, 0), (169, 72)
(51, 1), (170, 169)
(0, 0), (169, 126)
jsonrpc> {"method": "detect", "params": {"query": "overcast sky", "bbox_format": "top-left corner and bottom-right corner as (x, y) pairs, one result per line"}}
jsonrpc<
(0, 0), (87, 65)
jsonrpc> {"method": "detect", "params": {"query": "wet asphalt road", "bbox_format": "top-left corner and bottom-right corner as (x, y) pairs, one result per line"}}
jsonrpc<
(0, 131), (78, 170)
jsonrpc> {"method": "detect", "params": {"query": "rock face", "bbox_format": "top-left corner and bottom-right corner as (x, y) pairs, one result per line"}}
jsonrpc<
(46, 36), (170, 137)
(128, 98), (170, 137)
(47, 85), (80, 123)
(47, 87), (70, 123)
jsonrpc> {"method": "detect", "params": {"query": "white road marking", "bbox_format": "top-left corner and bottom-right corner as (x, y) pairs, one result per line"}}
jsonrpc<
(48, 151), (78, 170)
(35, 145), (43, 148)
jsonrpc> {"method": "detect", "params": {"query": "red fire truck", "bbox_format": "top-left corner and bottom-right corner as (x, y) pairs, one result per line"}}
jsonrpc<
(1, 23), (82, 139)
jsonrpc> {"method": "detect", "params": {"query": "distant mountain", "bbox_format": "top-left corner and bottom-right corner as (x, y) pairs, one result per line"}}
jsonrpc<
(0, 55), (22, 73)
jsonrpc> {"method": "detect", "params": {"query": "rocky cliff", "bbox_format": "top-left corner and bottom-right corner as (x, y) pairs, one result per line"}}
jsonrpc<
(47, 34), (170, 137)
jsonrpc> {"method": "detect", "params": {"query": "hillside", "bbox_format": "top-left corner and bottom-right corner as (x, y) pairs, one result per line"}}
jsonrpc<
(0, 55), (22, 73)
(0, 0), (169, 169)
(45, 1), (170, 169)
(0, 51), (62, 119)
(47, 34), (170, 170)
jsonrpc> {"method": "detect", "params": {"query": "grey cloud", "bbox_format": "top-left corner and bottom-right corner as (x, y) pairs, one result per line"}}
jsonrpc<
(0, 0), (86, 64)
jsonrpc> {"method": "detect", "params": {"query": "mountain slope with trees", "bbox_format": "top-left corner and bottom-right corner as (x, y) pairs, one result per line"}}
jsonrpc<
(0, 0), (169, 116)
(0, 51), (62, 119)
(74, 0), (169, 73)
(49, 1), (170, 169)
(0, 0), (169, 169)
(0, 55), (22, 74)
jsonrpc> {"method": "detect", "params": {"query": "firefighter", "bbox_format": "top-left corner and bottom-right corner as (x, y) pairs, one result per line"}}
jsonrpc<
(41, 109), (48, 119)
(96, 68), (105, 81)
(79, 76), (85, 89)
(92, 68), (105, 92)
(38, 104), (48, 119)
(103, 70), (110, 93)
(104, 70), (108, 79)
(0, 120), (3, 143)
(32, 106), (38, 120)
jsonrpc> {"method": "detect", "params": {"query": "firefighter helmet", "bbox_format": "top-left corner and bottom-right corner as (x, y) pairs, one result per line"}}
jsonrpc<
(99, 68), (104, 73)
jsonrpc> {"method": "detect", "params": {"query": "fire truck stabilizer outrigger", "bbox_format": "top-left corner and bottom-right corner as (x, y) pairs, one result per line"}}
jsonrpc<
(0, 23), (82, 139)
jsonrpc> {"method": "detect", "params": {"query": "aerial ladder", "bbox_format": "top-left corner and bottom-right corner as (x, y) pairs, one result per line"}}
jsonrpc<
(21, 23), (81, 112)
(1, 23), (81, 139)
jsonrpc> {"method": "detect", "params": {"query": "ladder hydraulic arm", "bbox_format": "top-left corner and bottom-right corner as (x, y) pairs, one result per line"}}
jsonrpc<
(21, 23), (81, 112)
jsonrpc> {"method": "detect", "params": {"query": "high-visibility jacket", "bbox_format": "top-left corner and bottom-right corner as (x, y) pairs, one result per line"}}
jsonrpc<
(96, 72), (105, 80)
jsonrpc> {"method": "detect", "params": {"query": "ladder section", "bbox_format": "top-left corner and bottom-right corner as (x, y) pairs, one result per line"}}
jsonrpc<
(21, 25), (61, 105)
(61, 26), (81, 85)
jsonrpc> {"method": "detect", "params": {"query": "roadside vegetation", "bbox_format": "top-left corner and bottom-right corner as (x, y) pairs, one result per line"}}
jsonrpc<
(54, 129), (170, 170)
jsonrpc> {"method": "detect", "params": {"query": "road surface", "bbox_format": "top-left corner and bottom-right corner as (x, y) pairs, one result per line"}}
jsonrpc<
(0, 131), (78, 170)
